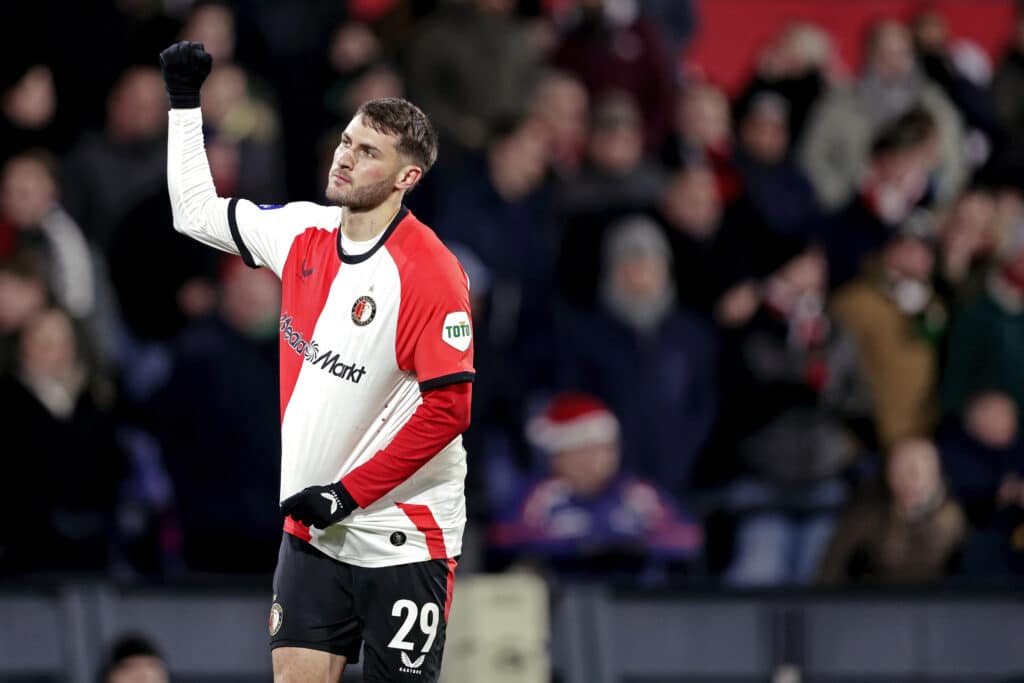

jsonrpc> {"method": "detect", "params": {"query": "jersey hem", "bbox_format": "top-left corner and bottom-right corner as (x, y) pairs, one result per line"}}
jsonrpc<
(419, 371), (475, 392)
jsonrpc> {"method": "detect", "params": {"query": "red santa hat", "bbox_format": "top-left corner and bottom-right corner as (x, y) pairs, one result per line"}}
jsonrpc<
(526, 392), (620, 454)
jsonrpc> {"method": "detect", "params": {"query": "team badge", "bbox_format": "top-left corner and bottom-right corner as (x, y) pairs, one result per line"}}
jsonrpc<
(351, 295), (377, 326)
(269, 602), (284, 636)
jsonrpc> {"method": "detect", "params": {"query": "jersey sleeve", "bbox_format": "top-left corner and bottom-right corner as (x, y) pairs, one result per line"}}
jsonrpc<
(167, 108), (329, 277)
(396, 260), (476, 391)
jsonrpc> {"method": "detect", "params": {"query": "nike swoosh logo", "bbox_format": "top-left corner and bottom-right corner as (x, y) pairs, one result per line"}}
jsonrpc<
(301, 259), (314, 278)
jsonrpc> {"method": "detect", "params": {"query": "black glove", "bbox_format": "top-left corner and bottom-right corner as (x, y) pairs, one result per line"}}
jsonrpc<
(280, 481), (359, 529)
(158, 41), (212, 109)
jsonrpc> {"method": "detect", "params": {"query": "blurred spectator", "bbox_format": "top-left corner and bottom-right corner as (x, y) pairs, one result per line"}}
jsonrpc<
(552, 0), (677, 150)
(658, 164), (779, 317)
(940, 392), (1024, 576)
(326, 60), (405, 126)
(936, 185), (999, 306)
(530, 69), (590, 175)
(1, 152), (102, 324)
(831, 229), (947, 449)
(911, 9), (1001, 165)
(817, 107), (940, 290)
(437, 115), (555, 418)
(660, 81), (743, 203)
(800, 19), (965, 210)
(556, 216), (717, 499)
(0, 63), (59, 161)
(181, 0), (236, 64)
(817, 438), (965, 584)
(180, 2), (286, 204)
(98, 633), (169, 683)
(732, 91), (821, 237)
(735, 22), (836, 149)
(0, 307), (124, 574)
(555, 92), (666, 306)
(941, 224), (1024, 420)
(61, 66), (167, 251)
(144, 258), (282, 574)
(717, 247), (870, 586)
(107, 190), (218, 349)
(0, 250), (49, 371)
(199, 63), (287, 202)
(490, 391), (701, 580)
(992, 6), (1024, 159)
(407, 0), (543, 154)
(639, 0), (696, 56)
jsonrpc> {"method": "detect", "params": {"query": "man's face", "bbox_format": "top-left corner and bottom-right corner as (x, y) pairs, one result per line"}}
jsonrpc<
(326, 115), (407, 210)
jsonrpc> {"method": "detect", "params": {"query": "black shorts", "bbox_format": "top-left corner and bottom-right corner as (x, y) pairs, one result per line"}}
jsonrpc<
(269, 533), (457, 682)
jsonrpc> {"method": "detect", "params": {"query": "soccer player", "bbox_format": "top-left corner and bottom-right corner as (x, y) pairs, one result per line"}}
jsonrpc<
(159, 42), (474, 683)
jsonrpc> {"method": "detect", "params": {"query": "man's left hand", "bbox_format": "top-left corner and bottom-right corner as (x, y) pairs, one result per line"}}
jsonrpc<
(280, 482), (357, 529)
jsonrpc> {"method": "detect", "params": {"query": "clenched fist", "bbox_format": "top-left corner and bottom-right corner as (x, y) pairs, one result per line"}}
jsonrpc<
(158, 41), (212, 109)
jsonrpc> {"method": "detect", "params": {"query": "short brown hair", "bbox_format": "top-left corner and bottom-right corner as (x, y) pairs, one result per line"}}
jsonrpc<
(356, 98), (439, 174)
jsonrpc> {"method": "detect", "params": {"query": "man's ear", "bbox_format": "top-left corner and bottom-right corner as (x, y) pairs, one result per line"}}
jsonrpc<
(395, 164), (423, 192)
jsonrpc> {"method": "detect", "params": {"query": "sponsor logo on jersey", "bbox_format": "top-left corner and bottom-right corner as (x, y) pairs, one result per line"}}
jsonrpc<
(441, 312), (472, 351)
(257, 203), (284, 210)
(280, 314), (367, 383)
(351, 295), (377, 326)
(269, 602), (283, 636)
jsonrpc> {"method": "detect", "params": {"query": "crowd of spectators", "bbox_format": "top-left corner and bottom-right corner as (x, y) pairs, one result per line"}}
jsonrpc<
(3, 0), (1024, 589)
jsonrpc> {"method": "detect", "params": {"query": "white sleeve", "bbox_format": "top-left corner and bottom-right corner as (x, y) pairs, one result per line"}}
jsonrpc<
(167, 108), (336, 277)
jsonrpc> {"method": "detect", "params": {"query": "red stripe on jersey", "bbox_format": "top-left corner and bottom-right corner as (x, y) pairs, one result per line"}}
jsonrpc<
(396, 502), (448, 559)
(386, 214), (474, 381)
(341, 382), (471, 508)
(283, 516), (312, 542)
(444, 557), (458, 622)
(278, 228), (342, 421)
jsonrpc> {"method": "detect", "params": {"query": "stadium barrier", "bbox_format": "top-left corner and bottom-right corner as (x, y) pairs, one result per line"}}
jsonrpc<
(2, 578), (1023, 682)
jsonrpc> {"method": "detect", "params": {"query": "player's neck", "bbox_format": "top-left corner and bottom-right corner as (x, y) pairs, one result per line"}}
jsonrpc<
(340, 195), (403, 242)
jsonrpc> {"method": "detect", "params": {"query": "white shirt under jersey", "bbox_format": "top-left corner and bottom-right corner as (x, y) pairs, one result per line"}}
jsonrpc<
(167, 108), (475, 568)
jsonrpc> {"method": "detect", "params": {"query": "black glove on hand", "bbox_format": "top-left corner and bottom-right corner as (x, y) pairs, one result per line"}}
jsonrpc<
(280, 482), (358, 529)
(158, 41), (212, 109)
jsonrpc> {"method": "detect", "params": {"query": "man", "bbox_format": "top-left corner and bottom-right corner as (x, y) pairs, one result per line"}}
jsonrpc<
(159, 42), (474, 683)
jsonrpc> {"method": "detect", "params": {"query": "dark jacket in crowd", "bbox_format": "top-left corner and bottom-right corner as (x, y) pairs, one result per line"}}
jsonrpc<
(555, 306), (717, 498)
(942, 289), (1024, 419)
(715, 305), (871, 486)
(939, 419), (1024, 527)
(0, 374), (124, 574)
(733, 147), (821, 238)
(818, 194), (894, 291)
(146, 317), (281, 573)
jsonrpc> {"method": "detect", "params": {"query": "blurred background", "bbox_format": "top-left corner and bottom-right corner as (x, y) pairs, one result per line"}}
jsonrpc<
(2, 0), (1024, 681)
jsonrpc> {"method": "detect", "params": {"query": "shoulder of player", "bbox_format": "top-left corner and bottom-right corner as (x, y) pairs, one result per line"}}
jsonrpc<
(237, 199), (341, 230)
(389, 214), (466, 286)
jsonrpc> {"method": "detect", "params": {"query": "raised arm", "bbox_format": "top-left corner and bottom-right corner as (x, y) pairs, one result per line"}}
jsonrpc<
(160, 41), (335, 277)
(161, 41), (238, 255)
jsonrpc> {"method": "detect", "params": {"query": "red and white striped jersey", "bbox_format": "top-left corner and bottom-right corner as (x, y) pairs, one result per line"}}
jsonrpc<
(167, 108), (473, 567)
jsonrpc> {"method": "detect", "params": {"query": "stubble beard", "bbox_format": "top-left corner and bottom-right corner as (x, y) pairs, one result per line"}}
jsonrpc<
(326, 175), (396, 211)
